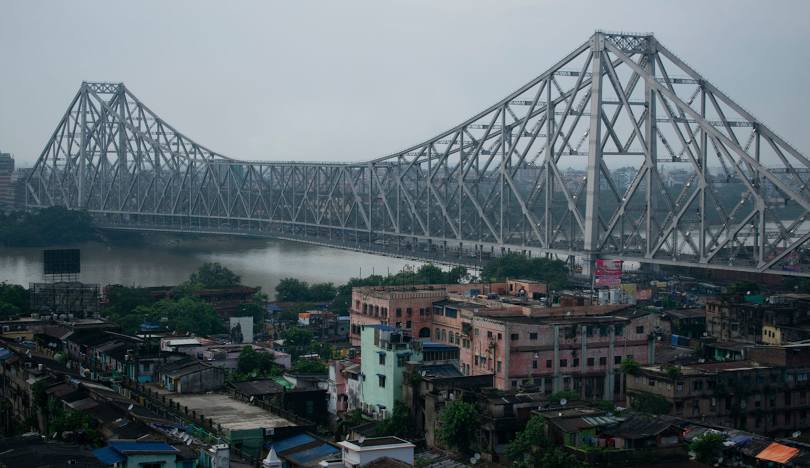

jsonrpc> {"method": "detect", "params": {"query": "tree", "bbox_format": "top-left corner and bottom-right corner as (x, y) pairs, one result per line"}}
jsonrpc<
(376, 402), (414, 438)
(291, 359), (327, 374)
(481, 253), (569, 289)
(236, 302), (265, 328)
(630, 391), (672, 415)
(507, 415), (588, 468)
(437, 400), (478, 455)
(131, 297), (224, 336)
(308, 282), (337, 301)
(689, 432), (726, 464)
(187, 262), (241, 289)
(236, 346), (277, 378)
(620, 358), (641, 375)
(276, 278), (311, 302)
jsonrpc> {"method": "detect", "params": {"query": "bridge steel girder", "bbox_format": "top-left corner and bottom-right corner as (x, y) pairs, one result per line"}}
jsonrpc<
(26, 32), (810, 276)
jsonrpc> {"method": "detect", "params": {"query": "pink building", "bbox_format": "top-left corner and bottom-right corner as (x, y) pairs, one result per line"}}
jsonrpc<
(349, 282), (506, 346)
(349, 283), (659, 400)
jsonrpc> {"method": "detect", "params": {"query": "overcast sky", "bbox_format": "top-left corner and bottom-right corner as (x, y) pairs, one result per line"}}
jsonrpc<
(2, 0), (809, 166)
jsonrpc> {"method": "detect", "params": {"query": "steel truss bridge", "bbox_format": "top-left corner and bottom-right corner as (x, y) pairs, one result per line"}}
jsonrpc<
(26, 32), (810, 276)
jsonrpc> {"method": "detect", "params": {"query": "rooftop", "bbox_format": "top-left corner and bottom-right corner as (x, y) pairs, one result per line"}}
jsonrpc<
(340, 436), (415, 449)
(169, 393), (297, 432)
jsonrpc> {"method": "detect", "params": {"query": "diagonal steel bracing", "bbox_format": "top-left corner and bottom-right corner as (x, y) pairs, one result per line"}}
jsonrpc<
(26, 32), (810, 276)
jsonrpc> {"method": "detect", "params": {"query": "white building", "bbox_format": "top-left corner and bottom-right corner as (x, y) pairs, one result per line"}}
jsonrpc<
(337, 437), (415, 467)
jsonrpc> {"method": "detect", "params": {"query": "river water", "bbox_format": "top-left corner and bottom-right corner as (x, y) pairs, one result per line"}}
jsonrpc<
(0, 236), (420, 298)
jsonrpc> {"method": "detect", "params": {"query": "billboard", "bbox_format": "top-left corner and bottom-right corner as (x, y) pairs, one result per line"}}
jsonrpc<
(43, 249), (81, 275)
(229, 316), (254, 344)
(595, 259), (622, 286)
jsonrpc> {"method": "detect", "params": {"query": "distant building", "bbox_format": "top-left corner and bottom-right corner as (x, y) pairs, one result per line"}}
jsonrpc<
(626, 343), (810, 436)
(158, 358), (225, 393)
(30, 281), (101, 319)
(0, 152), (13, 210)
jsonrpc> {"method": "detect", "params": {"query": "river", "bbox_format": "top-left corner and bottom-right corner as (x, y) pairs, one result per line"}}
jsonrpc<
(0, 236), (421, 298)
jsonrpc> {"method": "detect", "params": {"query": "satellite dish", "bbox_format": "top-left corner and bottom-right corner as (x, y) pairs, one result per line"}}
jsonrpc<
(559, 398), (568, 406)
(127, 404), (134, 411)
(358, 436), (365, 444)
(793, 431), (802, 438)
(250, 396), (255, 402)
(474, 453), (481, 460)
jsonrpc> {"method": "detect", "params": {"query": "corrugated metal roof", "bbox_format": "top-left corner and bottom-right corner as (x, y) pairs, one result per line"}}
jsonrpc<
(286, 443), (340, 464)
(266, 433), (316, 452)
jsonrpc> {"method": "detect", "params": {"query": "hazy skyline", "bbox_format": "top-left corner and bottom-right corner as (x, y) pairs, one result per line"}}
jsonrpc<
(2, 0), (809, 166)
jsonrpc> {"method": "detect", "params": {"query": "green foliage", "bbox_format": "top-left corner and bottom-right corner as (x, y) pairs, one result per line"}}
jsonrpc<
(665, 365), (682, 379)
(437, 400), (478, 455)
(376, 402), (414, 438)
(236, 346), (279, 379)
(507, 415), (588, 468)
(630, 391), (673, 415)
(480, 253), (569, 289)
(689, 432), (726, 464)
(291, 359), (328, 374)
(0, 282), (29, 316)
(236, 302), (266, 328)
(592, 400), (616, 412)
(187, 262), (241, 289)
(549, 390), (579, 404)
(123, 297), (224, 336)
(0, 207), (98, 247)
(620, 358), (641, 375)
(48, 405), (102, 444)
(275, 278), (337, 302)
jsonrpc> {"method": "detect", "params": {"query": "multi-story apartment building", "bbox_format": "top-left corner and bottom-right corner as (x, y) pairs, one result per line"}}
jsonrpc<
(626, 343), (810, 436)
(349, 282), (506, 345)
(351, 282), (658, 400)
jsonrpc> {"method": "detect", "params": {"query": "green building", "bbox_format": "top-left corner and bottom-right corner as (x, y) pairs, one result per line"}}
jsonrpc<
(359, 325), (414, 418)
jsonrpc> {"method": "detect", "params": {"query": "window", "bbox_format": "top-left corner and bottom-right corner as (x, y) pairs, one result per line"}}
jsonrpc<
(406, 307), (412, 316)
(546, 360), (552, 369)
(497, 333), (503, 340)
(378, 375), (386, 388)
(497, 361), (502, 372)
(529, 332), (538, 340)
(615, 325), (624, 336)
(614, 356), (622, 365)
(379, 354), (386, 365)
(693, 380), (704, 391)
(419, 308), (425, 316)
(396, 308), (402, 317)
(395, 322), (401, 328)
(445, 308), (458, 318)
(355, 300), (360, 309)
(587, 357), (595, 367)
(140, 464), (163, 468)
(532, 360), (538, 369)
(487, 331), (493, 338)
(435, 328), (441, 339)
(572, 358), (579, 367)
(560, 359), (568, 368)
(599, 357), (607, 366)
(636, 325), (645, 334)
(406, 320), (412, 329)
(474, 328), (480, 336)
(397, 356), (406, 367)
(510, 333), (519, 341)
(474, 355), (479, 366)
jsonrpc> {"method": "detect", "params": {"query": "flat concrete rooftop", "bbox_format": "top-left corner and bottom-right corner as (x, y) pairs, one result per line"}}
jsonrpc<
(170, 393), (297, 432)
